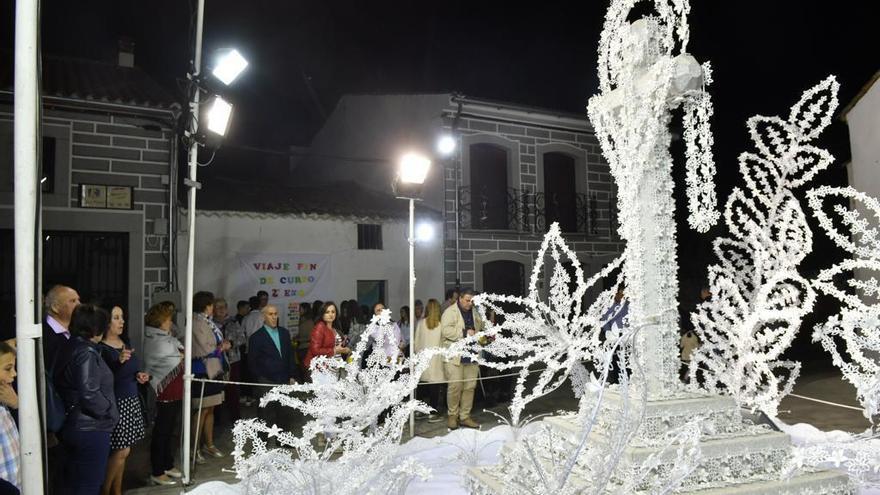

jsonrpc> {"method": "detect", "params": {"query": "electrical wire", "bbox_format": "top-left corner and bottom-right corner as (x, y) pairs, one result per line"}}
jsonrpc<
(197, 149), (217, 167)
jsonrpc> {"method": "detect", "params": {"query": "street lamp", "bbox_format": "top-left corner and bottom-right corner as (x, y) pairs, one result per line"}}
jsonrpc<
(416, 222), (434, 242)
(437, 134), (456, 156)
(394, 151), (431, 439)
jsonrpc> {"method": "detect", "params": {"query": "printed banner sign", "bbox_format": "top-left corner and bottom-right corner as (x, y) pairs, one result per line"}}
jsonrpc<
(235, 253), (332, 330)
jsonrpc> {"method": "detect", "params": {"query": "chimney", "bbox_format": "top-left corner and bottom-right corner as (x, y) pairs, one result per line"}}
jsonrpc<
(118, 37), (135, 68)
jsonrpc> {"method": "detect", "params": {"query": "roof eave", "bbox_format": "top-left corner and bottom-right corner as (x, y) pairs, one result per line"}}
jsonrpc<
(839, 70), (880, 123)
(450, 94), (592, 132)
(0, 90), (180, 121)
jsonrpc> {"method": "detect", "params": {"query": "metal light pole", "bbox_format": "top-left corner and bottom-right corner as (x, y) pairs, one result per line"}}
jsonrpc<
(407, 198), (415, 438)
(182, 0), (206, 484)
(395, 152), (431, 439)
(180, 6), (248, 484)
(14, 0), (46, 491)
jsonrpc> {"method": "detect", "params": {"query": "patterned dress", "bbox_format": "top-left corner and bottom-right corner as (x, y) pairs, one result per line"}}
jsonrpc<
(98, 343), (146, 450)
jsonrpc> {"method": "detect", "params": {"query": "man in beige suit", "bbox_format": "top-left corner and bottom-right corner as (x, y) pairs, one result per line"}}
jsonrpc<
(440, 288), (483, 429)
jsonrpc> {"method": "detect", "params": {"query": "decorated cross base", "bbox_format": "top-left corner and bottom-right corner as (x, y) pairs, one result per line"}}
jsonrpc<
(467, 390), (854, 494)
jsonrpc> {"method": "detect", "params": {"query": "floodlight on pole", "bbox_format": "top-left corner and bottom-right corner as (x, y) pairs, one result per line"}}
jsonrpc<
(205, 96), (233, 136)
(399, 153), (431, 184)
(211, 48), (248, 86)
(437, 134), (456, 156)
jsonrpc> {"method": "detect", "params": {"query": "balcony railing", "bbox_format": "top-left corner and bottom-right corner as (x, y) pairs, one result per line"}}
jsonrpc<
(458, 186), (528, 232)
(458, 186), (618, 237)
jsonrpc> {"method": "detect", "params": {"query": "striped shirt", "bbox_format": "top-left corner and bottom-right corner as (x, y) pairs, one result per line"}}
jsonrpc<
(0, 406), (20, 488)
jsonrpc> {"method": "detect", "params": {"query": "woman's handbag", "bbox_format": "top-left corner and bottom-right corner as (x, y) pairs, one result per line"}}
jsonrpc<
(138, 382), (156, 430)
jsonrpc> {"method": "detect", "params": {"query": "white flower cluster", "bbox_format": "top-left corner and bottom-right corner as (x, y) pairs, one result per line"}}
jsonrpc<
(786, 433), (880, 489)
(808, 185), (880, 423)
(230, 310), (436, 495)
(686, 76), (840, 416)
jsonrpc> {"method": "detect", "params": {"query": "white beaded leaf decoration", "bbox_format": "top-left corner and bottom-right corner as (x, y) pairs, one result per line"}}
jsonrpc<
(687, 76), (839, 416)
(472, 222), (625, 427)
(812, 309), (880, 423)
(808, 185), (880, 422)
(785, 433), (880, 489)
(809, 186), (880, 270)
(230, 310), (437, 494)
(789, 76), (842, 142)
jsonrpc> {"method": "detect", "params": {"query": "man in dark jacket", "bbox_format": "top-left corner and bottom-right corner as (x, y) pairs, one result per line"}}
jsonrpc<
(42, 284), (79, 495)
(248, 304), (297, 440)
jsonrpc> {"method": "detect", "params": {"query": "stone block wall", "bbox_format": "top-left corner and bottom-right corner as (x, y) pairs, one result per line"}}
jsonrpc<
(0, 105), (175, 311)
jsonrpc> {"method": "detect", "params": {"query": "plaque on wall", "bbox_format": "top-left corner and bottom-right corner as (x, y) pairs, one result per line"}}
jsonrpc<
(106, 186), (133, 209)
(80, 184), (107, 208)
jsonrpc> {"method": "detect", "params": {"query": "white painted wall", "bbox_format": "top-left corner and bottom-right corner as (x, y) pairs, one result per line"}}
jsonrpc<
(177, 211), (445, 320)
(847, 76), (880, 199)
(845, 75), (880, 286)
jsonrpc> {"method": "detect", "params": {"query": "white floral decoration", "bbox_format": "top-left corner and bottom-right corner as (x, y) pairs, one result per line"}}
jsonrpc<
(472, 222), (625, 428)
(808, 185), (880, 423)
(687, 76), (840, 416)
(469, 321), (702, 494)
(785, 431), (880, 490)
(588, 0), (718, 398)
(230, 310), (436, 494)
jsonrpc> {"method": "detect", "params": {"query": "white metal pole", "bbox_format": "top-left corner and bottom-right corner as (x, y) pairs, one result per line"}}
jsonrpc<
(408, 198), (415, 438)
(182, 0), (205, 485)
(14, 0), (46, 491)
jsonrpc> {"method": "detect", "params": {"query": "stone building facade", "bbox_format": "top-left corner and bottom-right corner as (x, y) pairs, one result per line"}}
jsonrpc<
(0, 53), (178, 345)
(440, 97), (624, 297)
(296, 93), (625, 301)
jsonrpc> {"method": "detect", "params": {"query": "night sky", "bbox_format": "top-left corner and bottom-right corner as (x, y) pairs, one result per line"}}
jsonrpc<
(2, 1), (877, 166)
(2, 0), (879, 361)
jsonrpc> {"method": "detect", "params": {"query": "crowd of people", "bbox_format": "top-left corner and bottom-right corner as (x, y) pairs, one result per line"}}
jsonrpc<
(0, 277), (713, 494)
(0, 283), (530, 493)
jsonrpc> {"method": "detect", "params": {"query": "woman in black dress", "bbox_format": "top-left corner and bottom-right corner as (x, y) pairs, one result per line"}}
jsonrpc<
(98, 306), (149, 495)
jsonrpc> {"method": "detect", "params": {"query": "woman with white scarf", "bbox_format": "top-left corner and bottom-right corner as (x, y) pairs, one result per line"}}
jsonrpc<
(142, 303), (184, 486)
(189, 291), (230, 463)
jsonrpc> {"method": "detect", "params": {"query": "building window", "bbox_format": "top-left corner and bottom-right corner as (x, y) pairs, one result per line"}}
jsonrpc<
(469, 143), (508, 230)
(40, 137), (56, 193)
(357, 224), (383, 250)
(357, 280), (386, 308)
(0, 123), (69, 207)
(0, 135), (56, 193)
(543, 152), (577, 232)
